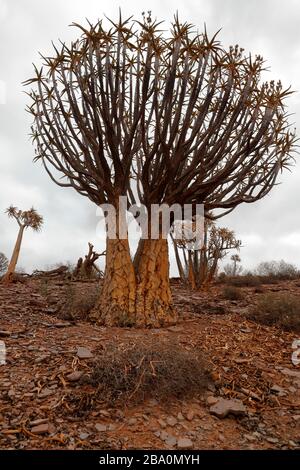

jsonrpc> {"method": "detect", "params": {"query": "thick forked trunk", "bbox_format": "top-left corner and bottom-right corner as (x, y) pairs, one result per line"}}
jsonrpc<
(90, 201), (136, 326)
(135, 237), (177, 327)
(1, 225), (24, 285)
(91, 236), (136, 326)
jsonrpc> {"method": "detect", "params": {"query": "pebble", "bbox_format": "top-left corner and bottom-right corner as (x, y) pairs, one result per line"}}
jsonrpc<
(165, 436), (177, 447)
(210, 398), (246, 419)
(66, 371), (84, 382)
(207, 396), (218, 406)
(31, 423), (49, 435)
(186, 410), (194, 422)
(166, 416), (177, 427)
(77, 347), (93, 359)
(95, 423), (107, 432)
(177, 438), (193, 449)
(158, 419), (166, 428)
(266, 437), (279, 444)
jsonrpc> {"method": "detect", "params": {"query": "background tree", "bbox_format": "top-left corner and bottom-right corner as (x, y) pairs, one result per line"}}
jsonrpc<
(26, 13), (297, 327)
(172, 219), (241, 287)
(0, 253), (8, 276)
(1, 206), (43, 285)
(223, 254), (243, 276)
(255, 260), (298, 279)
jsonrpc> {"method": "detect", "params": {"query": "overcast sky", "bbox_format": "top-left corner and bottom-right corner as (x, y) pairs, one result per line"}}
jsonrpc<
(0, 0), (299, 274)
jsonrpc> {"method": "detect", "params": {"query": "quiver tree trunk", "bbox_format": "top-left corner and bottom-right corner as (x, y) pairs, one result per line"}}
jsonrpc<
(188, 251), (196, 290)
(1, 225), (24, 285)
(135, 236), (177, 327)
(90, 204), (136, 326)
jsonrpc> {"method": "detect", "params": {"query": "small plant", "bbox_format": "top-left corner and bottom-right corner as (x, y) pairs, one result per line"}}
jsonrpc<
(87, 340), (211, 405)
(228, 275), (262, 287)
(223, 286), (244, 301)
(60, 283), (99, 320)
(246, 293), (300, 332)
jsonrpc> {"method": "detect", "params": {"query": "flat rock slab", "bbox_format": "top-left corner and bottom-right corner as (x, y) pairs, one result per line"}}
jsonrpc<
(210, 398), (246, 419)
(95, 423), (107, 432)
(31, 424), (49, 435)
(67, 371), (84, 382)
(177, 438), (193, 449)
(280, 368), (300, 380)
(77, 347), (93, 359)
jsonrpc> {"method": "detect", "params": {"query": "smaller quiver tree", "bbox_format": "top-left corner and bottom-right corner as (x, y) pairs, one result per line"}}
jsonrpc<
(1, 206), (43, 285)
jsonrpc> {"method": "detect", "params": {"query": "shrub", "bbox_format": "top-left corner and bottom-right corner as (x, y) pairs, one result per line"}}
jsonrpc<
(87, 341), (211, 405)
(223, 286), (244, 300)
(246, 293), (300, 332)
(223, 274), (262, 287)
(255, 260), (299, 280)
(60, 283), (99, 320)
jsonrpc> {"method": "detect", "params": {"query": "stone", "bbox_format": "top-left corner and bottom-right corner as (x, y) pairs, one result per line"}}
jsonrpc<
(31, 424), (49, 435)
(66, 371), (84, 382)
(280, 368), (300, 380)
(177, 412), (185, 421)
(128, 418), (137, 426)
(95, 423), (107, 432)
(266, 437), (279, 444)
(0, 330), (11, 337)
(186, 410), (194, 422)
(209, 398), (247, 419)
(165, 436), (177, 447)
(177, 438), (193, 449)
(79, 432), (90, 440)
(77, 347), (93, 359)
(271, 384), (287, 396)
(160, 431), (169, 441)
(166, 416), (177, 427)
(38, 388), (54, 399)
(29, 418), (48, 427)
(158, 419), (166, 428)
(207, 396), (218, 406)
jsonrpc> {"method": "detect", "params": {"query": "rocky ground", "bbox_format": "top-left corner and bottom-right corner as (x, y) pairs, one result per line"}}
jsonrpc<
(0, 278), (299, 450)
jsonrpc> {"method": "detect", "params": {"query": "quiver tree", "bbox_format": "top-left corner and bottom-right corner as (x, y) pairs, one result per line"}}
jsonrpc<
(1, 206), (43, 285)
(172, 219), (241, 287)
(26, 12), (297, 327)
(0, 253), (8, 276)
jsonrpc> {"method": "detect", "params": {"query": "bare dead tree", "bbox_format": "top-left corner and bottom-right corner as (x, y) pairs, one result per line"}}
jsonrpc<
(1, 206), (43, 284)
(26, 12), (297, 327)
(74, 243), (105, 279)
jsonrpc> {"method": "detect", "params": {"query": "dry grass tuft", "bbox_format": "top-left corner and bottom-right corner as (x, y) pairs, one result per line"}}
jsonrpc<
(246, 292), (300, 332)
(86, 340), (211, 405)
